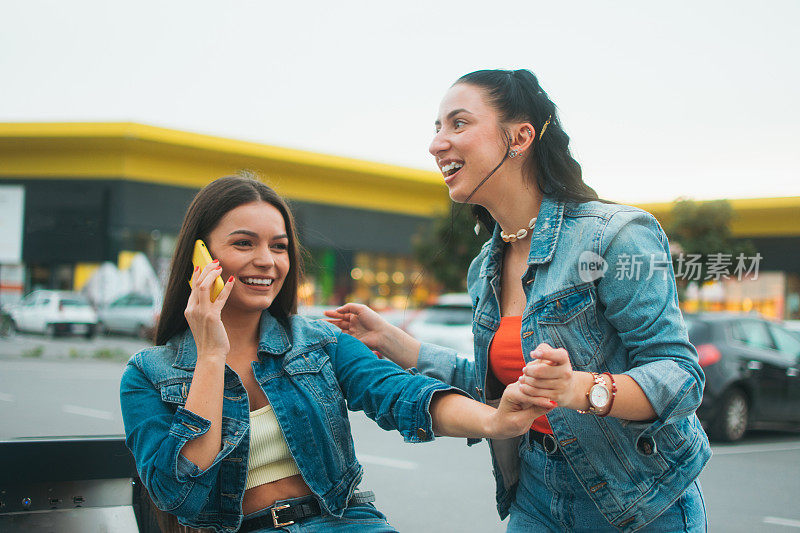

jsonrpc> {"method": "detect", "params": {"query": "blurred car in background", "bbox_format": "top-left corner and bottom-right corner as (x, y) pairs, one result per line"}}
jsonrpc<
(0, 305), (12, 337)
(298, 305), (338, 321)
(379, 308), (420, 331)
(96, 293), (161, 339)
(297, 305), (418, 329)
(686, 313), (800, 442)
(784, 320), (800, 336)
(405, 293), (474, 357)
(9, 290), (97, 338)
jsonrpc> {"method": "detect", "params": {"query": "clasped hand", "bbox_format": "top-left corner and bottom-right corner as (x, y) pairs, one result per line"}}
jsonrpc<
(517, 343), (585, 411)
(490, 342), (593, 437)
(489, 381), (556, 439)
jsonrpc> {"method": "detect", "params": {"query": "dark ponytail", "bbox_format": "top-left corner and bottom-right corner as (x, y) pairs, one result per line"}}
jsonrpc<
(455, 69), (601, 230)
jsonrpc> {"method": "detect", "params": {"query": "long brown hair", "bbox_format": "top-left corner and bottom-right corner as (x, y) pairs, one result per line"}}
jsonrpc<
(154, 175), (303, 345)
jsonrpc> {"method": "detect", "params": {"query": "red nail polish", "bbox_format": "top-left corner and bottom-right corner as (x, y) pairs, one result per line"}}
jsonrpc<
(228, 276), (234, 282)
(212, 259), (219, 263)
(550, 400), (558, 406)
(193, 266), (199, 272)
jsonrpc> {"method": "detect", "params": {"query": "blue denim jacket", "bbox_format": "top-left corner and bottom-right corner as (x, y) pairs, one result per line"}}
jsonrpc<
(120, 311), (455, 532)
(417, 197), (711, 532)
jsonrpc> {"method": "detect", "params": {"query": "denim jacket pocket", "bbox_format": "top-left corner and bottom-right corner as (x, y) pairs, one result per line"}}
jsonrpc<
(160, 380), (191, 406)
(283, 352), (343, 405)
(536, 285), (602, 369)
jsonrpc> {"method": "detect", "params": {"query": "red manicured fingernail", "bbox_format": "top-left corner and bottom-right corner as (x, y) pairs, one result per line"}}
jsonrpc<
(228, 276), (234, 282)
(550, 401), (558, 406)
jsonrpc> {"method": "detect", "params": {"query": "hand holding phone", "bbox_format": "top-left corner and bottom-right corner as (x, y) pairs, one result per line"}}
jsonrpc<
(188, 239), (225, 302)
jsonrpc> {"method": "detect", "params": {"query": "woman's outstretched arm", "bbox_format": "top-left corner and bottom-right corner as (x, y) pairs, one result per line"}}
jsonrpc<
(330, 331), (552, 442)
(325, 303), (421, 368)
(430, 383), (554, 439)
(326, 303), (480, 399)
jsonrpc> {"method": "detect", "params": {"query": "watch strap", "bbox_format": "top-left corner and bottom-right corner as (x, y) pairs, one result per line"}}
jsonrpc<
(576, 372), (604, 415)
(597, 372), (617, 417)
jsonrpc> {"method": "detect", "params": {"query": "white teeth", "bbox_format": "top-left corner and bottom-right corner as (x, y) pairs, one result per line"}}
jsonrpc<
(441, 162), (463, 174)
(242, 277), (273, 286)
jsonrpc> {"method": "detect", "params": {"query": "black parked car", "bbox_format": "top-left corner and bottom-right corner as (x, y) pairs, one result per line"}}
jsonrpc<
(686, 313), (800, 442)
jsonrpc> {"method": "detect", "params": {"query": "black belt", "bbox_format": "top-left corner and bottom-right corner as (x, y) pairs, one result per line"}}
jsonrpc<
(239, 491), (375, 531)
(528, 429), (561, 456)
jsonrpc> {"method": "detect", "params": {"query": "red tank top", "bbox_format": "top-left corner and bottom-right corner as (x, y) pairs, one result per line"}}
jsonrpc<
(488, 316), (552, 434)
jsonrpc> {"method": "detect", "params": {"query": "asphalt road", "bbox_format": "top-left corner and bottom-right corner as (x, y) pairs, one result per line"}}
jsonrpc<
(1, 333), (799, 531)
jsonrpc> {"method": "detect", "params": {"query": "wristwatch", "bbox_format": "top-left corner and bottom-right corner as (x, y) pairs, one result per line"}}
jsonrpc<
(577, 372), (613, 415)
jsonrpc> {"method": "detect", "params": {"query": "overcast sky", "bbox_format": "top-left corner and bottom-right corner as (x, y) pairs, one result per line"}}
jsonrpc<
(1, 1), (798, 203)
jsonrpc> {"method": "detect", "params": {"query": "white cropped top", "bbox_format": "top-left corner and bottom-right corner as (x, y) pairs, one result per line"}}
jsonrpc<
(244, 404), (301, 490)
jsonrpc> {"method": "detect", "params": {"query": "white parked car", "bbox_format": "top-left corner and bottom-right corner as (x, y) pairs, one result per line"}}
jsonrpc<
(297, 305), (339, 321)
(97, 293), (161, 338)
(10, 290), (98, 338)
(784, 320), (800, 336)
(405, 293), (474, 358)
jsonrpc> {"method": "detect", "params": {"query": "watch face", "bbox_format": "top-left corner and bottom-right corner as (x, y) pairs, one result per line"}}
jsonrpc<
(590, 384), (610, 408)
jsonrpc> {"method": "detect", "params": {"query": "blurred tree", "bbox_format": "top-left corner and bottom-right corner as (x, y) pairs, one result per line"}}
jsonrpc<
(664, 199), (756, 298)
(413, 204), (486, 292)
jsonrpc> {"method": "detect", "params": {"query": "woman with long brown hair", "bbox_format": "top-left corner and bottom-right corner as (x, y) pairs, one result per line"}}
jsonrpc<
(120, 175), (553, 532)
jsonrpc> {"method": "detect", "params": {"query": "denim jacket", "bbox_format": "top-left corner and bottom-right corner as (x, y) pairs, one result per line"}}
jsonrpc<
(120, 311), (456, 533)
(417, 197), (711, 532)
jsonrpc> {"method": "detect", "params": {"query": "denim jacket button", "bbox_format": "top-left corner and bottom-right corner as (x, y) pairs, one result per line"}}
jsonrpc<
(637, 436), (656, 455)
(416, 428), (427, 440)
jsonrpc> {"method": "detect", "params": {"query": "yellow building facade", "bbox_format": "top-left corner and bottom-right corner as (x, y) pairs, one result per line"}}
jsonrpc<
(1, 122), (798, 316)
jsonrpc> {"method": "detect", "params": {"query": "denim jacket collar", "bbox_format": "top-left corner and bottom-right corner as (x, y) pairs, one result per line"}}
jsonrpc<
(169, 311), (292, 370)
(479, 195), (565, 278)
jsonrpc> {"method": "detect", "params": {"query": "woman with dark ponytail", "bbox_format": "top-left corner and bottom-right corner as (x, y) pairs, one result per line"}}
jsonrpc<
(327, 69), (710, 531)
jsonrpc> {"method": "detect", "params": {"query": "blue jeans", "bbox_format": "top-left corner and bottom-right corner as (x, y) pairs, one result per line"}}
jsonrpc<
(507, 438), (707, 532)
(243, 496), (397, 532)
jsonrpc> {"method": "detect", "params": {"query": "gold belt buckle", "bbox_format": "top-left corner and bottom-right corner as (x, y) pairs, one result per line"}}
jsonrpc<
(271, 504), (295, 527)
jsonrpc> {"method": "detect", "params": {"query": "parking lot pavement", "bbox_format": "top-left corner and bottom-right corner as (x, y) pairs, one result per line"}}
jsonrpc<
(700, 431), (800, 532)
(348, 410), (800, 532)
(0, 331), (150, 362)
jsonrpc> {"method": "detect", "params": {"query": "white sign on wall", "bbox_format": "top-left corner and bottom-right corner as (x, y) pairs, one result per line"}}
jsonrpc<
(0, 185), (25, 264)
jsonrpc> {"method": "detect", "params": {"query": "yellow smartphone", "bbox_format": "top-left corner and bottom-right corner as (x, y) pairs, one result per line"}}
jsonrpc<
(188, 239), (225, 302)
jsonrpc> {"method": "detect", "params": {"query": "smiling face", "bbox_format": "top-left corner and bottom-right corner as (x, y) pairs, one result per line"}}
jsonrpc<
(429, 83), (509, 204)
(206, 201), (290, 315)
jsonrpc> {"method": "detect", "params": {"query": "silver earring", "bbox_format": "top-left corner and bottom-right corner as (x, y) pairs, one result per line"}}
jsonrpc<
(509, 149), (518, 158)
(474, 221), (481, 235)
